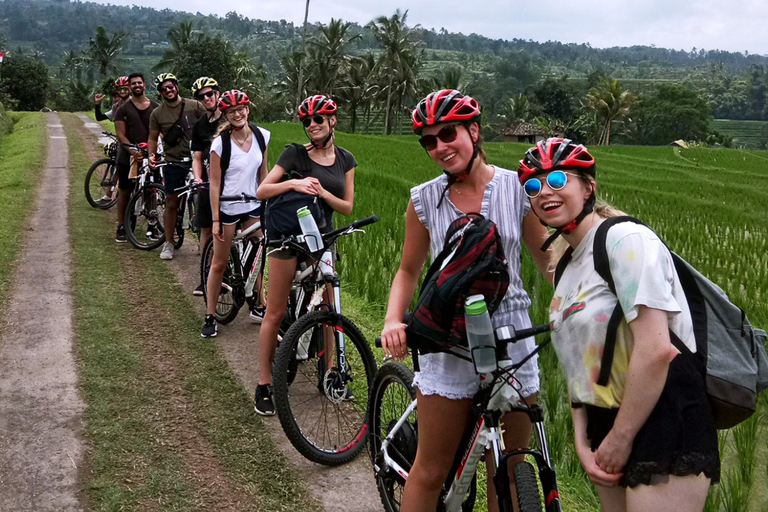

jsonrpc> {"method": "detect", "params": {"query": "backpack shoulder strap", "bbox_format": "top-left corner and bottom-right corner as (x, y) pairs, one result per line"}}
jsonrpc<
(250, 123), (266, 155)
(554, 246), (574, 288)
(592, 215), (646, 386)
(219, 130), (232, 198)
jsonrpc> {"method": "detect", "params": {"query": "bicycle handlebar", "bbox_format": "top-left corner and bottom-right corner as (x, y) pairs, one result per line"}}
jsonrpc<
(219, 193), (259, 202)
(374, 323), (551, 349)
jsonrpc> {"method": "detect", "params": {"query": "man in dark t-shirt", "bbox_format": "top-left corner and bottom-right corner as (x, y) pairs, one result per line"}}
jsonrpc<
(113, 73), (159, 242)
(190, 76), (224, 295)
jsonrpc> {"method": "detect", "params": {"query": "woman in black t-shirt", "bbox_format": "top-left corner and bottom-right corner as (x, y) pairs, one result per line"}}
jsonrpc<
(254, 95), (357, 416)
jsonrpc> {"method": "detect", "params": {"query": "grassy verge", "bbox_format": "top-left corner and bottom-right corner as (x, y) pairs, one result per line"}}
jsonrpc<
(0, 112), (47, 308)
(63, 113), (319, 511)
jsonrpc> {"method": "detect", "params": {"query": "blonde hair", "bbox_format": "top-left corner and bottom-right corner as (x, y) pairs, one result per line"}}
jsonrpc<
(215, 120), (233, 138)
(547, 175), (627, 273)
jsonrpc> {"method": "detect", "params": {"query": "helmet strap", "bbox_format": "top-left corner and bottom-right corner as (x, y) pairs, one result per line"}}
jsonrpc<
(539, 190), (596, 252)
(306, 127), (335, 151)
(436, 145), (479, 209)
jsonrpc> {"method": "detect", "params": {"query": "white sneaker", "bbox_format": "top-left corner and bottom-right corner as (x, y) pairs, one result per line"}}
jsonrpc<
(160, 242), (174, 260)
(250, 305), (266, 324)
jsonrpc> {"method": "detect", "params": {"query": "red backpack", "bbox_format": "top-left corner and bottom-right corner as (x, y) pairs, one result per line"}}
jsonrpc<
(406, 213), (510, 354)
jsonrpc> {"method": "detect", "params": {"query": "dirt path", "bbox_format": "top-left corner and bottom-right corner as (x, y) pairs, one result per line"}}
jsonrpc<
(77, 116), (382, 511)
(0, 114), (86, 511)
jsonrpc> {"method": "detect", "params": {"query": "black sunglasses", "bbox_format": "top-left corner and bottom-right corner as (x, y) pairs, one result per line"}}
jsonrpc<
(418, 124), (460, 151)
(302, 115), (325, 128)
(197, 90), (217, 99)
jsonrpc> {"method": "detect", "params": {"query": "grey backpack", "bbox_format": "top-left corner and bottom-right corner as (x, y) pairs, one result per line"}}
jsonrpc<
(555, 216), (768, 429)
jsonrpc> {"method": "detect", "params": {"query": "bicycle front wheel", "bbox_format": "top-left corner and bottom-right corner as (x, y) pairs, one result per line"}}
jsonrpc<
(85, 158), (118, 209)
(512, 461), (543, 512)
(369, 362), (417, 512)
(201, 239), (241, 324)
(125, 183), (167, 250)
(273, 310), (377, 466)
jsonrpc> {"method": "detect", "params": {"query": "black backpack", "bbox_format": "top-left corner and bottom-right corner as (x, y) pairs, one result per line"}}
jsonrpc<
(406, 213), (510, 354)
(263, 143), (326, 242)
(555, 216), (768, 429)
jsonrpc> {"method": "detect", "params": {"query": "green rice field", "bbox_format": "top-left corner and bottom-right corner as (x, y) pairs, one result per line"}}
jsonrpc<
(260, 124), (768, 511)
(713, 119), (768, 150)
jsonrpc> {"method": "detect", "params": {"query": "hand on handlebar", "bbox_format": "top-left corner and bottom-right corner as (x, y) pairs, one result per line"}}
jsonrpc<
(150, 154), (160, 167)
(381, 321), (409, 361)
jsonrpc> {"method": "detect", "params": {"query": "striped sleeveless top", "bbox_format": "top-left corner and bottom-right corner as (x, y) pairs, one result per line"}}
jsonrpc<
(410, 166), (532, 326)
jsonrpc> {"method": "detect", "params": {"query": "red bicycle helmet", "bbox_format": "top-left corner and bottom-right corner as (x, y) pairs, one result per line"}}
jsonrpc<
(218, 90), (251, 112)
(517, 137), (596, 185)
(298, 95), (338, 119)
(518, 138), (598, 251)
(412, 90), (481, 134)
(114, 76), (130, 88)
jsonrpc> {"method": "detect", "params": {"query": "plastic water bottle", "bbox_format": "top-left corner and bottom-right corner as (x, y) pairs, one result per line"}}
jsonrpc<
(465, 295), (497, 374)
(297, 206), (322, 252)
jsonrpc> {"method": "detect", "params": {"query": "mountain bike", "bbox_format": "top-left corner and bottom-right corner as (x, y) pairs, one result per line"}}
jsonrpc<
(169, 177), (204, 250)
(84, 131), (119, 209)
(200, 193), (265, 324)
(123, 144), (168, 250)
(370, 324), (562, 512)
(271, 215), (380, 466)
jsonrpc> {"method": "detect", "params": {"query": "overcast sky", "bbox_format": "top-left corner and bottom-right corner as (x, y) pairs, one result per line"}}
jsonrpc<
(93, 0), (768, 55)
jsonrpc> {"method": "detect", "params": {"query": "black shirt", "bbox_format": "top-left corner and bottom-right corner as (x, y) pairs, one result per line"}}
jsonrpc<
(113, 99), (160, 165)
(191, 113), (225, 180)
(275, 144), (358, 228)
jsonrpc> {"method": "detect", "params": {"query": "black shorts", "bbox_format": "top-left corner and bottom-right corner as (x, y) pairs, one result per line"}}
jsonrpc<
(116, 160), (133, 191)
(220, 206), (262, 226)
(164, 164), (190, 195)
(195, 191), (213, 229)
(584, 353), (720, 488)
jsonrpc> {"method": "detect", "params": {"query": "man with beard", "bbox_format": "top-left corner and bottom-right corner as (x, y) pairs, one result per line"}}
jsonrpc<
(112, 73), (160, 242)
(189, 76), (222, 295)
(148, 73), (206, 260)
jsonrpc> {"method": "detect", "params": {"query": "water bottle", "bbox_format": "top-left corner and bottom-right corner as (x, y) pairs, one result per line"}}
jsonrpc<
(297, 206), (322, 252)
(465, 295), (497, 374)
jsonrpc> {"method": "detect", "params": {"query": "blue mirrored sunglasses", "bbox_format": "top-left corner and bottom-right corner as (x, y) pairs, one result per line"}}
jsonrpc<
(523, 170), (574, 198)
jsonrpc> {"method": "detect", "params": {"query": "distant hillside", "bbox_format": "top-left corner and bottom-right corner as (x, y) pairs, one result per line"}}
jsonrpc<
(3, 0), (768, 80)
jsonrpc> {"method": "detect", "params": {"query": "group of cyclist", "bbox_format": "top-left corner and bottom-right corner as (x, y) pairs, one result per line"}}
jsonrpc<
(94, 72), (718, 511)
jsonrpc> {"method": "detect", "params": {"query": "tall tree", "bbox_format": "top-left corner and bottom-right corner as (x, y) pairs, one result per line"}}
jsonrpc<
(0, 53), (49, 110)
(294, 0), (311, 121)
(628, 84), (713, 145)
(153, 21), (199, 72)
(367, 9), (422, 134)
(306, 18), (360, 97)
(86, 26), (127, 78)
(337, 54), (375, 133)
(586, 79), (635, 145)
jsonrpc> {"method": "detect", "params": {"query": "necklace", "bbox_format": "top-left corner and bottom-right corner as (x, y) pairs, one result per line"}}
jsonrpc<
(453, 185), (484, 196)
(232, 129), (251, 147)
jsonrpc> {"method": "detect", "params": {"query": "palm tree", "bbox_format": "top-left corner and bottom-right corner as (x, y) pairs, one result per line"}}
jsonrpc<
(337, 54), (375, 133)
(153, 21), (199, 72)
(367, 10), (422, 134)
(294, 0), (311, 121)
(306, 18), (361, 97)
(87, 26), (127, 78)
(587, 79), (635, 146)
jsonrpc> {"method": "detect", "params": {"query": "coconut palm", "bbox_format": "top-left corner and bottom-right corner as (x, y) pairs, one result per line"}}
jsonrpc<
(86, 26), (127, 78)
(337, 54), (376, 133)
(587, 79), (635, 146)
(153, 21), (200, 72)
(367, 9), (422, 134)
(306, 18), (361, 97)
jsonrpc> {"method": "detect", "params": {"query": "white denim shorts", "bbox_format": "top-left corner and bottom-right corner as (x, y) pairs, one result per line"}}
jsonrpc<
(412, 309), (540, 401)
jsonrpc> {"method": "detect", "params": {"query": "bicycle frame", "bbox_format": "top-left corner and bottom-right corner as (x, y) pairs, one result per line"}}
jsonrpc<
(374, 328), (563, 512)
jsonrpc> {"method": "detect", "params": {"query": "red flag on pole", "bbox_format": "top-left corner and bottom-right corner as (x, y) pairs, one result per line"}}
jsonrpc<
(0, 52), (5, 63)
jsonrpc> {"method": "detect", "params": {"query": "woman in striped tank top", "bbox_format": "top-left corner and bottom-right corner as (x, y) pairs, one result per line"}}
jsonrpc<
(380, 90), (553, 511)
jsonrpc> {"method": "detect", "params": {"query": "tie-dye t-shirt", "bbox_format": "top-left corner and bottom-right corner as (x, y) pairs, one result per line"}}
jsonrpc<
(550, 221), (695, 408)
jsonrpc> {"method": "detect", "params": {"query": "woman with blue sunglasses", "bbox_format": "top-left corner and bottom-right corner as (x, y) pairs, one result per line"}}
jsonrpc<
(519, 138), (719, 512)
(380, 90), (552, 512)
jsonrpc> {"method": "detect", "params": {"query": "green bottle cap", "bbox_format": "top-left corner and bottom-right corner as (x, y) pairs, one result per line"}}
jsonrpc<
(465, 295), (488, 316)
(297, 207), (310, 218)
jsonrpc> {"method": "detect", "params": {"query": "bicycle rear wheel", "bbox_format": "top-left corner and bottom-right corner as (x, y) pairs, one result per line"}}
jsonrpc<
(369, 362), (417, 512)
(273, 310), (377, 466)
(201, 239), (241, 324)
(125, 183), (167, 250)
(85, 158), (118, 209)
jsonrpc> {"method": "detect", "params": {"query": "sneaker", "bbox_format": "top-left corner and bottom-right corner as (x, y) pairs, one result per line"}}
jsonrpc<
(160, 242), (174, 260)
(193, 283), (204, 296)
(201, 314), (217, 338)
(250, 305), (266, 324)
(100, 194), (113, 203)
(115, 225), (127, 243)
(254, 384), (275, 416)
